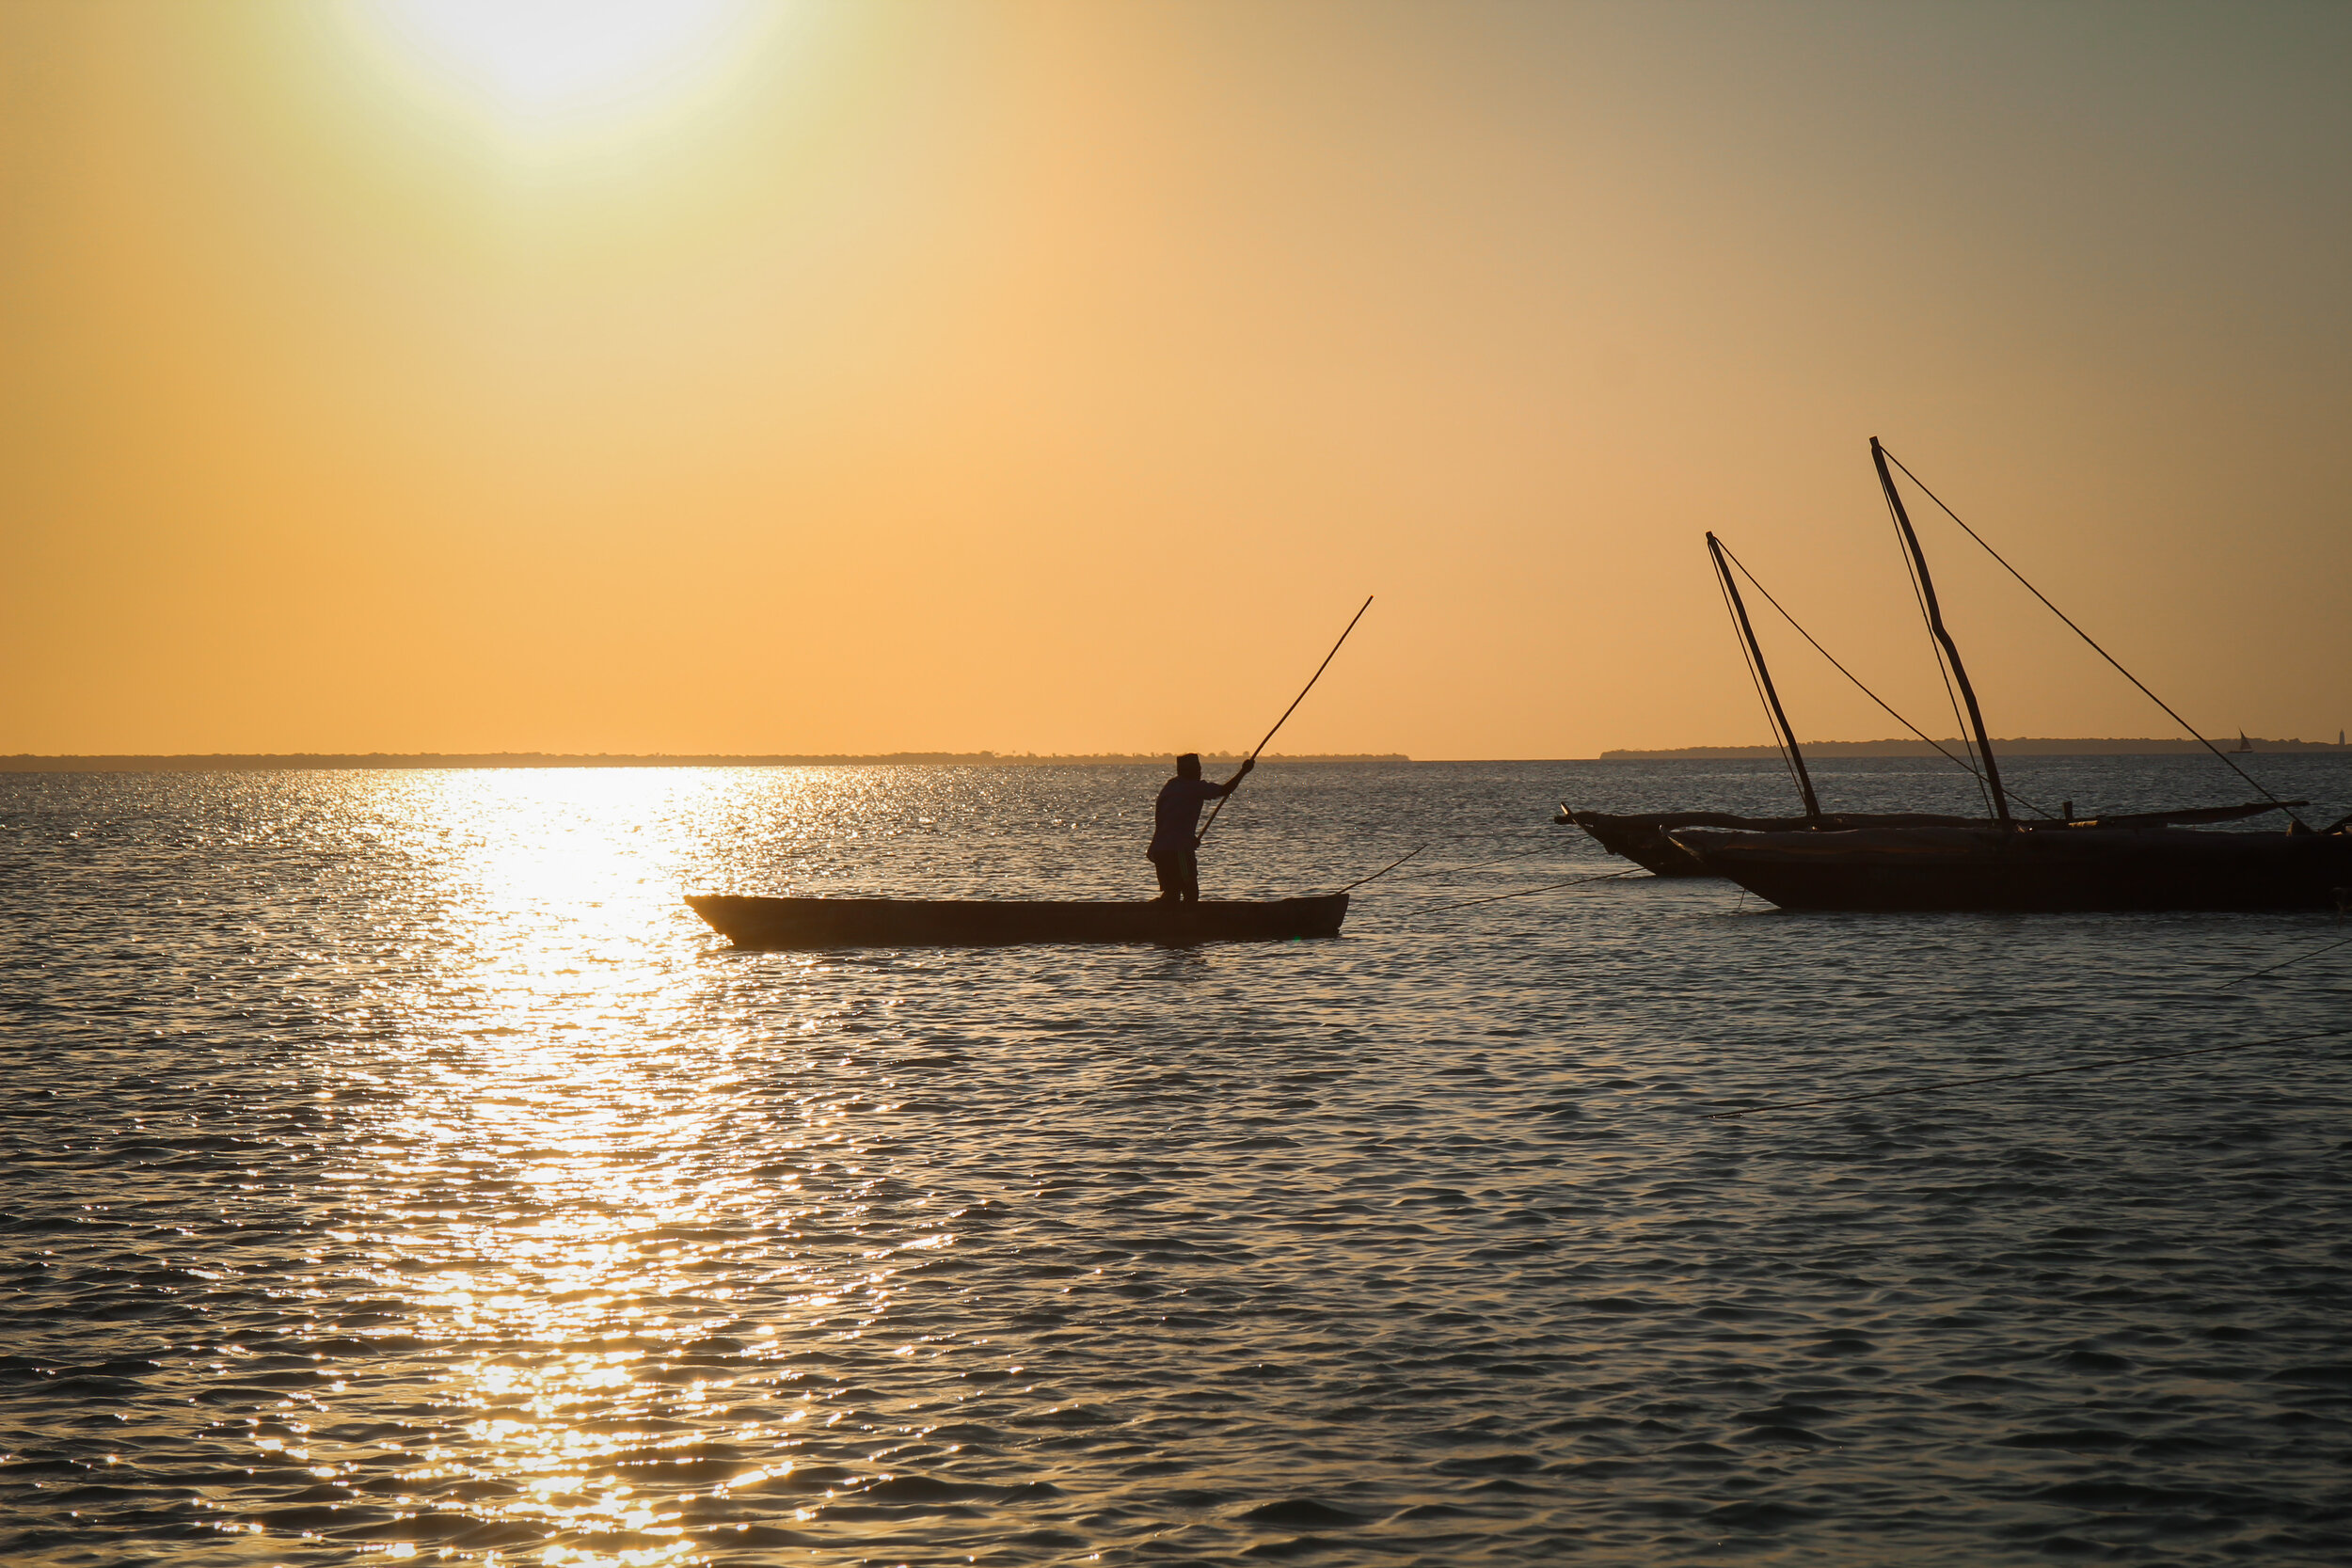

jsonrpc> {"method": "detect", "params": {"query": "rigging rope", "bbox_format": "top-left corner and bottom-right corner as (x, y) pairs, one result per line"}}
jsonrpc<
(1712, 543), (2060, 820)
(1712, 551), (1812, 809)
(1878, 446), (2303, 824)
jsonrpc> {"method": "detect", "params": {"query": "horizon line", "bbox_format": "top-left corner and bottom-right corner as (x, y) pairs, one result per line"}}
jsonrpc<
(0, 751), (1414, 773)
(5, 736), (2348, 772)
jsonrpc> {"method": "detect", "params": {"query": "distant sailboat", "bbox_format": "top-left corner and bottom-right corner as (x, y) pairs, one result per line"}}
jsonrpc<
(2233, 732), (2254, 753)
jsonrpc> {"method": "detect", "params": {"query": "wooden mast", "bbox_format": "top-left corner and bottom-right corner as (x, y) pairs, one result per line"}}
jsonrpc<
(1707, 532), (1821, 820)
(1871, 436), (2012, 827)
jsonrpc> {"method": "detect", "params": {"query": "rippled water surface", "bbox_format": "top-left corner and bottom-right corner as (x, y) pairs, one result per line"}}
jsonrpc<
(6, 758), (2351, 1566)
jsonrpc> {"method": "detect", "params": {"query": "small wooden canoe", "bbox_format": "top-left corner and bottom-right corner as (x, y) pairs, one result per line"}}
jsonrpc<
(687, 893), (1349, 949)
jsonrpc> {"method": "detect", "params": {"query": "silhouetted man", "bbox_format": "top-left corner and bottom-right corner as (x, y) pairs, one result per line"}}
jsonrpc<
(1149, 752), (1253, 903)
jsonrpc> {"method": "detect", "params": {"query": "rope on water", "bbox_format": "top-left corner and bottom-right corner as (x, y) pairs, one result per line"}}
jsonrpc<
(2217, 933), (2352, 989)
(1334, 829), (1624, 894)
(1335, 844), (1427, 893)
(1410, 869), (1638, 917)
(1378, 841), (1581, 882)
(1702, 1025), (2352, 1119)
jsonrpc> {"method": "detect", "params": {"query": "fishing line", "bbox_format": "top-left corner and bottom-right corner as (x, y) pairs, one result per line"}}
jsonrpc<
(1702, 1025), (2352, 1119)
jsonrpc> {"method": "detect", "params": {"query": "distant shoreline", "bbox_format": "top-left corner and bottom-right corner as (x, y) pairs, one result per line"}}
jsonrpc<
(6, 741), (2345, 771)
(0, 752), (1411, 773)
(1600, 737), (2351, 759)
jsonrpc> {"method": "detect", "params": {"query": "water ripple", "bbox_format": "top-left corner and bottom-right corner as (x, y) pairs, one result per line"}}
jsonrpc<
(3, 759), (2350, 1564)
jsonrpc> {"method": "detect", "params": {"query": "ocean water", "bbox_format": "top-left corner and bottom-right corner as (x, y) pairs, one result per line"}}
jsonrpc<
(5, 756), (2350, 1567)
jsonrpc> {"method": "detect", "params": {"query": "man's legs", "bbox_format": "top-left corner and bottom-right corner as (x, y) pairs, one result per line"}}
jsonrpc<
(1148, 849), (1201, 903)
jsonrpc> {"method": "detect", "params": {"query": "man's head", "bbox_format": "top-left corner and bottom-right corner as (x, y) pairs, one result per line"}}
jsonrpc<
(1176, 753), (1202, 780)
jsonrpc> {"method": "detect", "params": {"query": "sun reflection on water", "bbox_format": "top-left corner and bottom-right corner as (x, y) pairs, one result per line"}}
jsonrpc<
(314, 769), (853, 1564)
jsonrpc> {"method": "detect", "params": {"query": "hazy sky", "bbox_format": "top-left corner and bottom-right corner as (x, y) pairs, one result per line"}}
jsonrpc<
(5, 1), (2346, 758)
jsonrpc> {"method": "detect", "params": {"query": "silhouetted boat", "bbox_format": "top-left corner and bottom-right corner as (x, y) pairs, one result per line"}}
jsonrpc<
(687, 893), (1348, 948)
(1557, 807), (1975, 878)
(1555, 531), (2142, 878)
(1560, 800), (2296, 878)
(1677, 821), (2352, 911)
(1674, 438), (2345, 911)
(1556, 532), (1883, 876)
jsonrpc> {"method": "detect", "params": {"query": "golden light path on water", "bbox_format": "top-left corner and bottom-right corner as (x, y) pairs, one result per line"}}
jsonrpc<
(327, 771), (862, 1566)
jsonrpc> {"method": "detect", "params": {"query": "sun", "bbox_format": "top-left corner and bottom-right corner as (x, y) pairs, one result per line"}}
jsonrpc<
(350, 0), (761, 130)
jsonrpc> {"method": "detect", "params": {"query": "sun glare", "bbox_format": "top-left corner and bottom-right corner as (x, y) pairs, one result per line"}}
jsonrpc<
(351, 0), (760, 131)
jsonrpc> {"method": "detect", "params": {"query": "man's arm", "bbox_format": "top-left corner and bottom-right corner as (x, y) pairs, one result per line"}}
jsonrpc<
(1216, 756), (1256, 797)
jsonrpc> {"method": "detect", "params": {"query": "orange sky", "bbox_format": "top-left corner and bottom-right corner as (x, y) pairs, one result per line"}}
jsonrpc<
(5, 0), (2347, 759)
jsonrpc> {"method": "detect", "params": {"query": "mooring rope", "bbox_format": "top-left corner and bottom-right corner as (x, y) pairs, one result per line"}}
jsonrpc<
(1410, 869), (1638, 917)
(1702, 1025), (2352, 1119)
(1377, 841), (1580, 882)
(2216, 933), (2352, 989)
(1335, 844), (1427, 893)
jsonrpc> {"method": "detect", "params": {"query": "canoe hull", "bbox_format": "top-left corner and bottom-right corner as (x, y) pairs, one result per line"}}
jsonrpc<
(687, 893), (1349, 948)
(1676, 826), (2352, 912)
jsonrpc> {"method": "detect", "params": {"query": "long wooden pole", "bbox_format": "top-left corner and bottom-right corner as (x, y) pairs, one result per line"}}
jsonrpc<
(1708, 532), (1821, 820)
(1872, 436), (2011, 827)
(1196, 595), (1374, 846)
